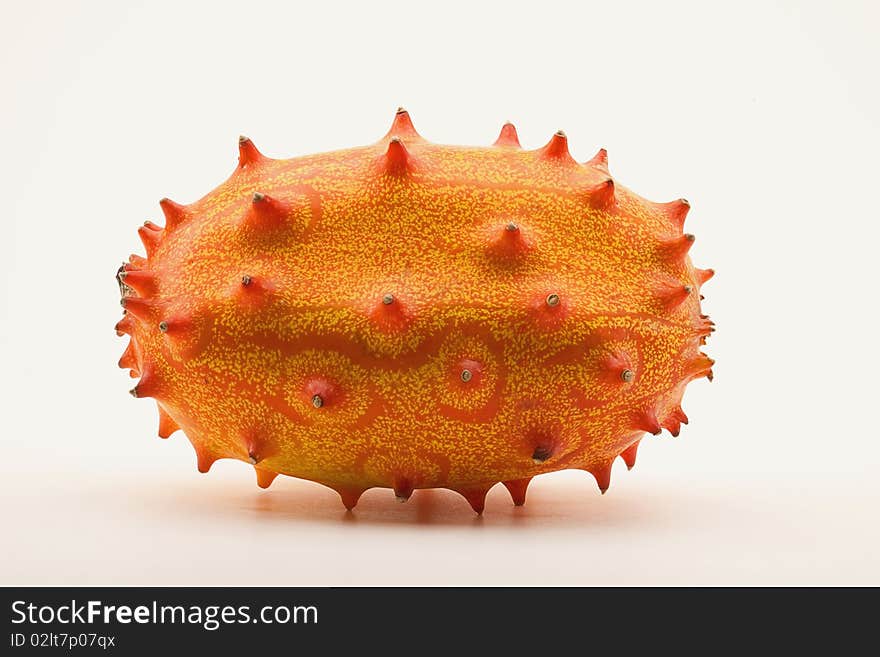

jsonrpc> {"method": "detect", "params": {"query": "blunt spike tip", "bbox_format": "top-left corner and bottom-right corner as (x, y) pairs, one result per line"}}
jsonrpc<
(381, 137), (414, 176)
(487, 221), (532, 260)
(238, 135), (266, 168)
(662, 233), (696, 262)
(383, 107), (420, 141)
(493, 121), (521, 148)
(159, 197), (188, 231)
(586, 147), (609, 172)
(137, 223), (162, 258)
(119, 296), (155, 322)
(130, 366), (161, 400)
(118, 269), (157, 297)
(195, 446), (219, 474)
(538, 130), (576, 164)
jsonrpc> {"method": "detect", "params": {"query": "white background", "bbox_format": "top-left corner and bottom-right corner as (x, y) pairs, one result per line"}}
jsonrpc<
(1, 0), (878, 585)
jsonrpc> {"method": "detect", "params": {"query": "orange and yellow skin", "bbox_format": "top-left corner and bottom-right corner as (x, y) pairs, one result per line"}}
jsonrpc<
(116, 109), (714, 512)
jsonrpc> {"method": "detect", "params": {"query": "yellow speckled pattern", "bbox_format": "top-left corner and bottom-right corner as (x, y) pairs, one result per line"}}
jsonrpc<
(115, 110), (715, 512)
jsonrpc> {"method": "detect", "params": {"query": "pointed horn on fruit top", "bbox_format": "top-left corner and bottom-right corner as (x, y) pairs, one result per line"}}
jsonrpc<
(660, 233), (696, 264)
(114, 314), (134, 336)
(383, 107), (421, 141)
(117, 269), (157, 297)
(335, 486), (368, 511)
(380, 137), (415, 176)
(159, 197), (188, 231)
(238, 135), (267, 169)
(493, 121), (521, 148)
(137, 222), (163, 258)
(502, 477), (532, 506)
(538, 130), (577, 165)
(486, 220), (533, 261)
(585, 147), (609, 173)
(656, 198), (691, 231)
(696, 268), (715, 286)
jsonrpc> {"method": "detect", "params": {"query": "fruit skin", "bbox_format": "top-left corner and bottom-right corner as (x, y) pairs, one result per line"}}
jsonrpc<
(116, 109), (714, 513)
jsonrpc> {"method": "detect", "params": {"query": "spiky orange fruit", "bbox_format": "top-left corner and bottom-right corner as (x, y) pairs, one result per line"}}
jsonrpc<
(115, 108), (714, 513)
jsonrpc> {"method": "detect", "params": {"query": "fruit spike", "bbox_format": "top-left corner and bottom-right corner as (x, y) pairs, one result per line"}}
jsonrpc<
(454, 485), (492, 514)
(586, 462), (613, 494)
(159, 198), (187, 231)
(538, 130), (576, 164)
(238, 135), (266, 168)
(588, 178), (616, 210)
(115, 108), (715, 514)
(381, 137), (414, 176)
(502, 478), (532, 506)
(661, 233), (696, 263)
(137, 222), (162, 257)
(255, 469), (278, 489)
(245, 192), (290, 231)
(117, 269), (157, 297)
(386, 107), (420, 140)
(336, 486), (367, 511)
(619, 441), (640, 470)
(117, 340), (138, 372)
(157, 405), (179, 439)
(696, 268), (715, 286)
(119, 296), (154, 322)
(657, 198), (691, 231)
(493, 122), (521, 148)
(585, 147), (609, 172)
(114, 314), (134, 337)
